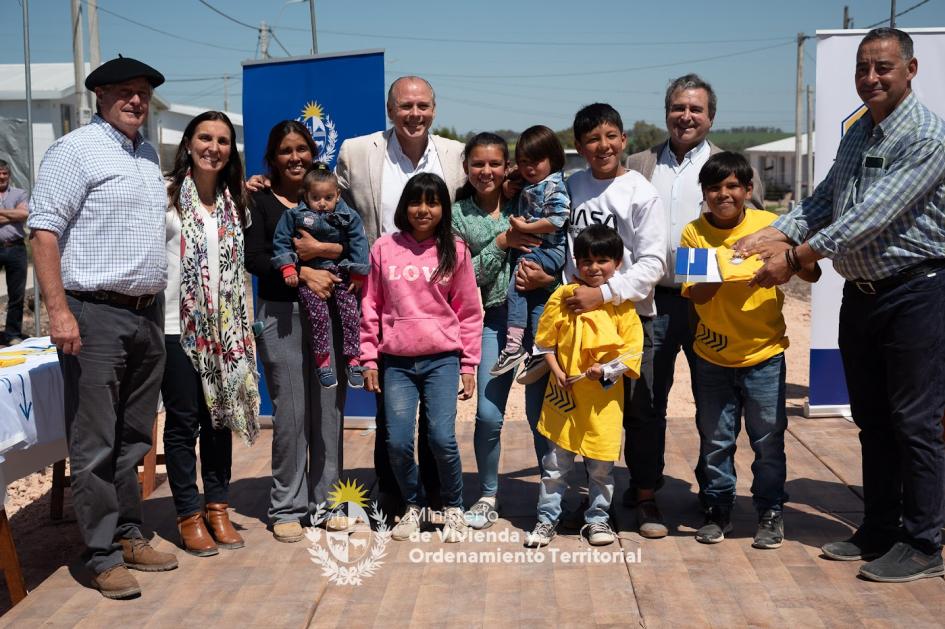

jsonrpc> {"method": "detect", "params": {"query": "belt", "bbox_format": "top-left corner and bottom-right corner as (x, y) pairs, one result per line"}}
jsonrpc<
(65, 289), (157, 310)
(655, 285), (682, 295)
(0, 239), (24, 248)
(850, 259), (945, 295)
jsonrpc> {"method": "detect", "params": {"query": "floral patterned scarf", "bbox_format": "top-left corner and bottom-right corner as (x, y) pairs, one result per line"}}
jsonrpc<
(178, 174), (260, 445)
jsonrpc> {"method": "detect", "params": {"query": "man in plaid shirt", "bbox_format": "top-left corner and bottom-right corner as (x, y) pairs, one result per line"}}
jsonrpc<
(737, 28), (945, 583)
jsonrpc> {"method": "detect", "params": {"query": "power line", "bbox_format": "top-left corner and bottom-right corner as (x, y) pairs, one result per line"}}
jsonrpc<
(865, 0), (932, 28)
(196, 0), (257, 31)
(91, 2), (254, 53)
(273, 25), (795, 48)
(406, 41), (794, 80)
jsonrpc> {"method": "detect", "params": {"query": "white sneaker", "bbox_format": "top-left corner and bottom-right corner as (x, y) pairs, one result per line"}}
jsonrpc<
(525, 521), (557, 548)
(392, 505), (422, 541)
(442, 507), (468, 543)
(582, 521), (616, 546)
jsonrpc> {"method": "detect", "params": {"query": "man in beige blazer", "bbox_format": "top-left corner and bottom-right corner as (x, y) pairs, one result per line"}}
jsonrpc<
(335, 75), (466, 242)
(621, 74), (765, 539)
(335, 75), (467, 518)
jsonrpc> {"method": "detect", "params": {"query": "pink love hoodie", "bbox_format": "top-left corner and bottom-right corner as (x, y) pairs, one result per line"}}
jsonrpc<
(360, 232), (483, 373)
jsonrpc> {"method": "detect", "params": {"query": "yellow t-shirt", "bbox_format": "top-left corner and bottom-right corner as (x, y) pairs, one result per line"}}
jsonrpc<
(534, 284), (643, 462)
(680, 209), (788, 368)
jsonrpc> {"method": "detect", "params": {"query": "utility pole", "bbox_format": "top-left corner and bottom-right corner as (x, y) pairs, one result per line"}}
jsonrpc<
(308, 0), (318, 54)
(70, 0), (90, 128)
(22, 0), (41, 335)
(843, 6), (853, 28)
(88, 0), (100, 70)
(258, 21), (271, 59)
(223, 74), (229, 111)
(890, 0), (897, 27)
(794, 33), (805, 205)
(806, 85), (814, 195)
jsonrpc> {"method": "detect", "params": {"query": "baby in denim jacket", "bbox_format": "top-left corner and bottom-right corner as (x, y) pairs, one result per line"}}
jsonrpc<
(272, 163), (369, 388)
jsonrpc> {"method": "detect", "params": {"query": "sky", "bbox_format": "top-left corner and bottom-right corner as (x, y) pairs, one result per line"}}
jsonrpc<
(1, 0), (944, 133)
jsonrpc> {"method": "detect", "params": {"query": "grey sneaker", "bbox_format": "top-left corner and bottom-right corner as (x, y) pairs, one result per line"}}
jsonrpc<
(490, 346), (528, 376)
(516, 354), (550, 384)
(317, 366), (338, 388)
(442, 507), (468, 543)
(695, 506), (732, 544)
(464, 499), (498, 530)
(392, 505), (422, 541)
(582, 521), (616, 546)
(636, 500), (669, 539)
(752, 509), (784, 549)
(822, 529), (895, 561)
(525, 521), (557, 548)
(859, 542), (945, 583)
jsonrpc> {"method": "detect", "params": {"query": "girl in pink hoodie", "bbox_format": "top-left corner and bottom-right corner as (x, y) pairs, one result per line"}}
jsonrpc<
(361, 173), (483, 543)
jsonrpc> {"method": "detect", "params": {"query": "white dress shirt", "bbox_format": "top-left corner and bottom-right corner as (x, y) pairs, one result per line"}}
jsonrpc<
(650, 139), (710, 287)
(380, 133), (445, 235)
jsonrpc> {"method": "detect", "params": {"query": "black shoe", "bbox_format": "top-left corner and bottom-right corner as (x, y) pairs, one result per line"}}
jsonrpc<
(752, 509), (784, 549)
(516, 355), (550, 385)
(490, 347), (528, 376)
(695, 506), (732, 544)
(821, 529), (896, 561)
(858, 542), (945, 583)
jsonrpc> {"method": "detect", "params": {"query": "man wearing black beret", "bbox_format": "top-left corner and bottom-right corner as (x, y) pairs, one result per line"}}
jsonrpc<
(28, 56), (177, 599)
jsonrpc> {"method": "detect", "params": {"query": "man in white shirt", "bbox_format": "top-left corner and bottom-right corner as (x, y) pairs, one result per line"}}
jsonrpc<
(625, 74), (765, 516)
(334, 76), (466, 517)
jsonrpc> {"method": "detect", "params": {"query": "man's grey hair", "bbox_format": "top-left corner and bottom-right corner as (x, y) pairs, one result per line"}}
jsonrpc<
(386, 76), (436, 111)
(664, 73), (717, 120)
(860, 27), (914, 61)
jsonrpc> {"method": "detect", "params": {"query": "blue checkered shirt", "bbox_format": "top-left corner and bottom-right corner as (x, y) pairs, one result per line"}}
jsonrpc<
(27, 115), (167, 295)
(774, 92), (945, 281)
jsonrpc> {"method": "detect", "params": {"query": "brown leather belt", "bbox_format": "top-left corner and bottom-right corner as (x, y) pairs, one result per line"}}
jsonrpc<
(65, 289), (157, 310)
(0, 239), (24, 248)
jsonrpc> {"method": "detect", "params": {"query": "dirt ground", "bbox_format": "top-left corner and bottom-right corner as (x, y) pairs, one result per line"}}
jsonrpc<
(0, 277), (813, 613)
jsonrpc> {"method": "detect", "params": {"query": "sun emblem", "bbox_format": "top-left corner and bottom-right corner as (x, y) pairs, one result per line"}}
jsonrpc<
(327, 478), (369, 509)
(297, 100), (338, 164)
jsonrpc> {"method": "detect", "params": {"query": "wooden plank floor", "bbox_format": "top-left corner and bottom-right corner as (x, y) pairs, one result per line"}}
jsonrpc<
(2, 414), (944, 628)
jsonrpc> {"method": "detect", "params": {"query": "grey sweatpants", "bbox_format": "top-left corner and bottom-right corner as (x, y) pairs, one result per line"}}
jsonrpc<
(256, 299), (346, 525)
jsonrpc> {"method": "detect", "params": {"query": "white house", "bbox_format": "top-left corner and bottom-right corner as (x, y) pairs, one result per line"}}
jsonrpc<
(744, 133), (814, 199)
(0, 63), (242, 187)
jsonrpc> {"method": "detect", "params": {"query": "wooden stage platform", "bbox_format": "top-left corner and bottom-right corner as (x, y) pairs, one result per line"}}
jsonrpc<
(1, 414), (944, 627)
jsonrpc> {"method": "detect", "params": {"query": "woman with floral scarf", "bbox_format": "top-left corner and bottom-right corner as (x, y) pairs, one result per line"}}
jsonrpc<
(162, 111), (260, 556)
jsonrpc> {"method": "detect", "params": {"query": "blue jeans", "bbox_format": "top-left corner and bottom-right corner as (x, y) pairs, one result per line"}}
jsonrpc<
(651, 288), (701, 492)
(383, 352), (463, 508)
(506, 246), (563, 330)
(537, 441), (614, 525)
(695, 352), (788, 514)
(474, 305), (549, 496)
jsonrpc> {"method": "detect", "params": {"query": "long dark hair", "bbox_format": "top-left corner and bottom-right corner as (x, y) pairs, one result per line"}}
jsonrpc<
(165, 111), (247, 222)
(262, 120), (317, 188)
(456, 132), (509, 201)
(394, 173), (456, 283)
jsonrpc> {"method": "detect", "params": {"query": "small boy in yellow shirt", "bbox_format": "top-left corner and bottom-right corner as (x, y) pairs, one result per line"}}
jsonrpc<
(681, 152), (819, 549)
(524, 224), (643, 548)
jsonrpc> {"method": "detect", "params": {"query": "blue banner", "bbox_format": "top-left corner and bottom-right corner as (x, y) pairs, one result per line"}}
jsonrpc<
(242, 50), (386, 418)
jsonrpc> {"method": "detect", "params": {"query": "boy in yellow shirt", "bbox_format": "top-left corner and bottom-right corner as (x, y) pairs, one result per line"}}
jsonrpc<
(524, 225), (643, 548)
(681, 152), (819, 549)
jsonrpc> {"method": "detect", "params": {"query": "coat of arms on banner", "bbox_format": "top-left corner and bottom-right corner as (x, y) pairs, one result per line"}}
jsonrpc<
(306, 479), (389, 586)
(298, 101), (338, 163)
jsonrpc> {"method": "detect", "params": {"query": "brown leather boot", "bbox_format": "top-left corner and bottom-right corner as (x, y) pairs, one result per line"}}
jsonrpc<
(205, 503), (245, 549)
(92, 564), (141, 600)
(120, 537), (180, 571)
(176, 513), (219, 557)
